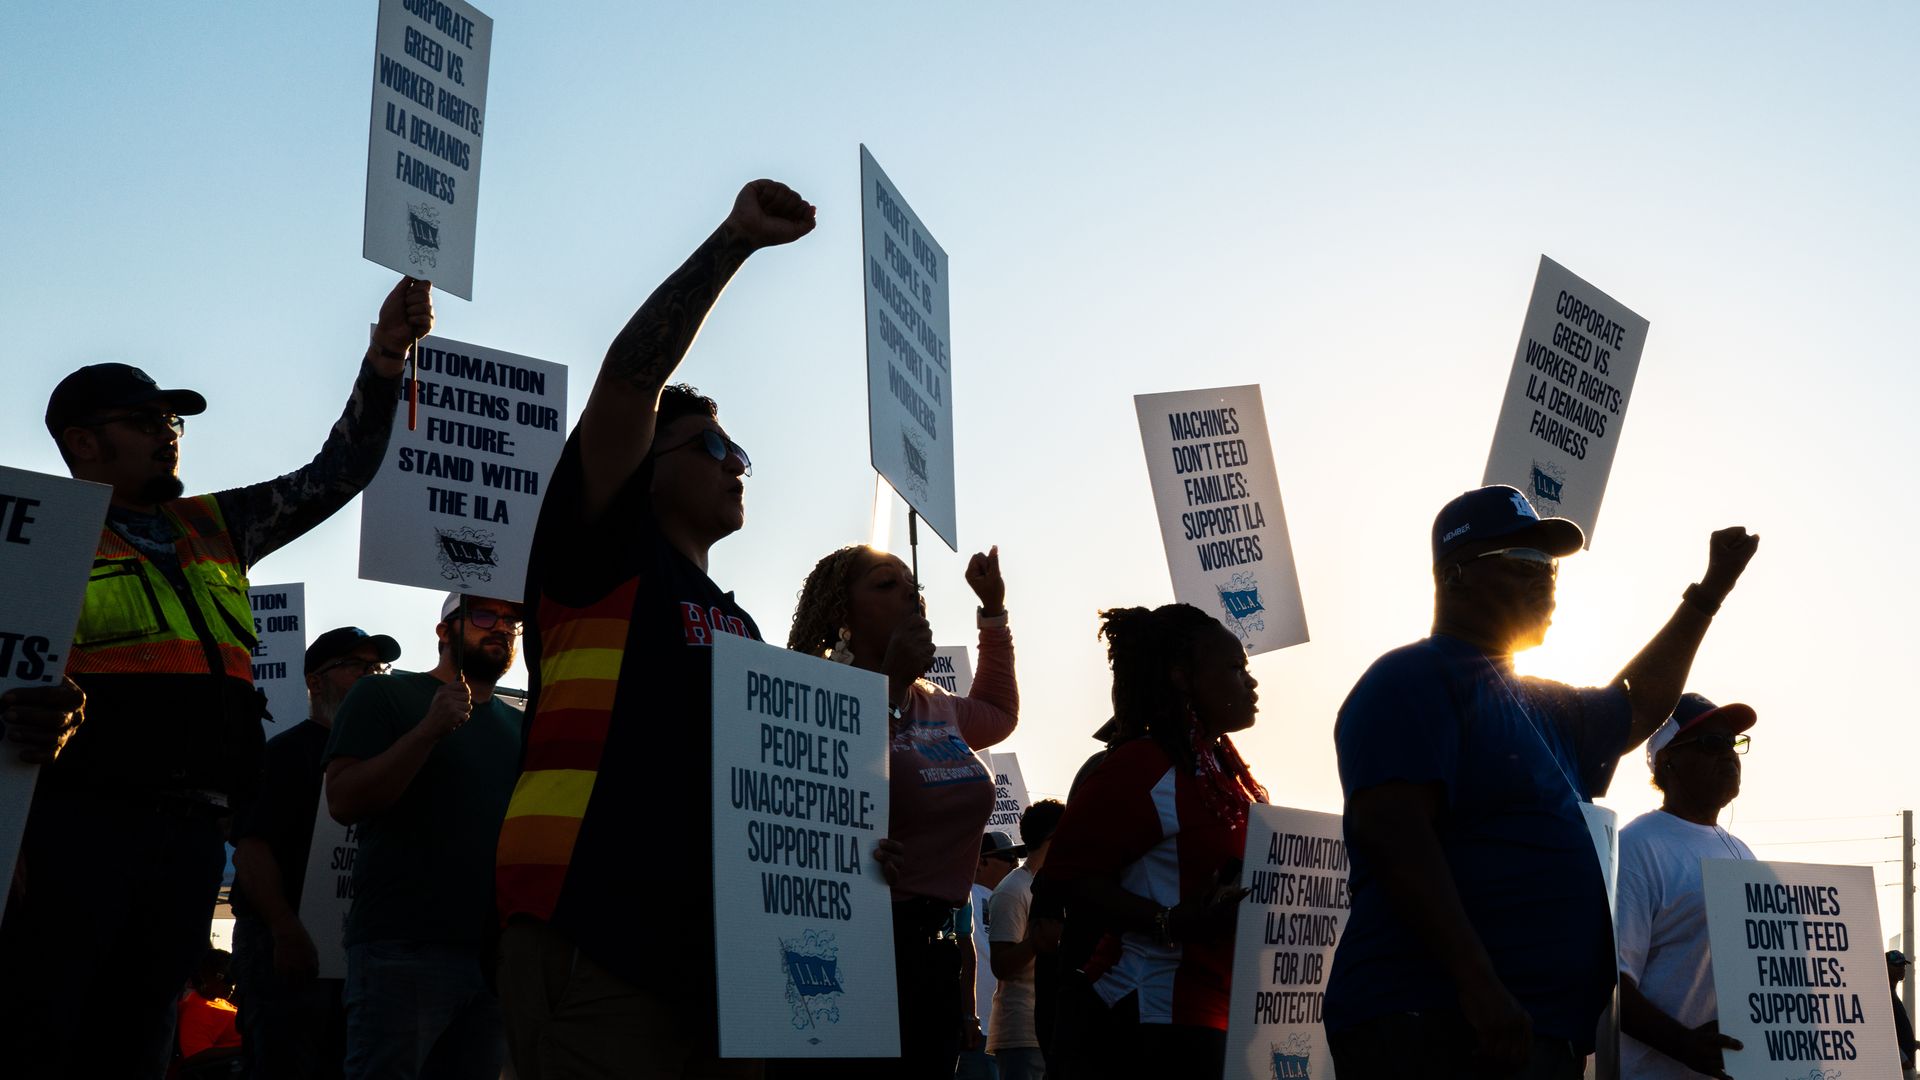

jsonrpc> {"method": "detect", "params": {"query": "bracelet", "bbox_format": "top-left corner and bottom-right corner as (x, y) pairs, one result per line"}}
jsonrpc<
(369, 342), (408, 361)
(977, 607), (1008, 629)
(1682, 584), (1723, 617)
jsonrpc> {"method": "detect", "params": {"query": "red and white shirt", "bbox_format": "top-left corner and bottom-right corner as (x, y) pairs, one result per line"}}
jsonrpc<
(1039, 737), (1252, 1031)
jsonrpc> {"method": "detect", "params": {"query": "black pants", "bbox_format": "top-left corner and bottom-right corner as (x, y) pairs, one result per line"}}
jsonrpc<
(1048, 981), (1224, 1080)
(768, 899), (963, 1080)
(1329, 1009), (1584, 1080)
(0, 786), (227, 1078)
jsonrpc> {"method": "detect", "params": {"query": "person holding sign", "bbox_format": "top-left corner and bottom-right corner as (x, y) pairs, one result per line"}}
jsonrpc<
(1616, 693), (1758, 1080)
(1035, 603), (1268, 1079)
(0, 680), (85, 765)
(1324, 485), (1758, 1079)
(324, 593), (525, 1079)
(1, 277), (431, 1078)
(777, 542), (1019, 1078)
(491, 179), (814, 1080)
(230, 626), (401, 1080)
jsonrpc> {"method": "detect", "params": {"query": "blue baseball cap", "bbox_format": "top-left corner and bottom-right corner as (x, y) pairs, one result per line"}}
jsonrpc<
(1432, 484), (1584, 564)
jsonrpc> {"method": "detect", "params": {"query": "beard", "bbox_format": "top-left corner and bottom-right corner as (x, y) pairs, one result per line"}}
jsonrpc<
(309, 680), (352, 724)
(135, 474), (185, 504)
(458, 641), (513, 684)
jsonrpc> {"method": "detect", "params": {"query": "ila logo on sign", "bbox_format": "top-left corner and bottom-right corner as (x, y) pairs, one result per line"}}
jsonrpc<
(780, 929), (846, 1038)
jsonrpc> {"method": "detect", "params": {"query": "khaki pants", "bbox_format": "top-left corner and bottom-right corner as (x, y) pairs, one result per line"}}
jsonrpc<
(497, 920), (763, 1080)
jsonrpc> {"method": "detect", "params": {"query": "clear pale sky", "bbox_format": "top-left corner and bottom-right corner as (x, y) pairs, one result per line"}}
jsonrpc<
(5, 3), (1916, 935)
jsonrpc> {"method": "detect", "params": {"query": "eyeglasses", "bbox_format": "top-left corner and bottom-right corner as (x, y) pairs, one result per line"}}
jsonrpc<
(315, 658), (390, 677)
(454, 609), (524, 635)
(1671, 732), (1751, 755)
(651, 429), (751, 476)
(1469, 546), (1558, 576)
(80, 412), (186, 439)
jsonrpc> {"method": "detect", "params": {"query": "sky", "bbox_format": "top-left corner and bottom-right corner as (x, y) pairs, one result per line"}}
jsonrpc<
(4, 1), (1917, 936)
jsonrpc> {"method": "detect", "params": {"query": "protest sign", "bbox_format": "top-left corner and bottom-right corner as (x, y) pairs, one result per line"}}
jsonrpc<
(297, 789), (358, 980)
(981, 752), (1030, 836)
(0, 468), (110, 917)
(247, 582), (307, 733)
(358, 333), (566, 601)
(925, 645), (972, 697)
(1135, 385), (1308, 655)
(1583, 802), (1619, 914)
(711, 633), (898, 1057)
(1483, 256), (1649, 544)
(1703, 859), (1899, 1077)
(859, 146), (956, 550)
(362, 0), (493, 299)
(1225, 805), (1349, 1080)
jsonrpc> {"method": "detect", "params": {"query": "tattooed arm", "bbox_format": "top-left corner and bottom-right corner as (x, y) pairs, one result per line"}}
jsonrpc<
(575, 180), (815, 524)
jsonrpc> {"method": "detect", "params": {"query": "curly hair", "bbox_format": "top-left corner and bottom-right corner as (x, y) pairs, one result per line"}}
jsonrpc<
(1097, 603), (1268, 817)
(656, 383), (718, 433)
(787, 545), (882, 656)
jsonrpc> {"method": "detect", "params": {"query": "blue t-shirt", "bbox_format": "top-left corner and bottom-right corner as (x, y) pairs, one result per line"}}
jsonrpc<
(1324, 635), (1630, 1049)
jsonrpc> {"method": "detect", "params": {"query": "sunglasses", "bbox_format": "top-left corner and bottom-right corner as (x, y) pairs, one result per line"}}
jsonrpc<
(652, 429), (751, 476)
(80, 412), (186, 439)
(1469, 546), (1558, 576)
(1670, 732), (1750, 755)
(452, 609), (524, 635)
(315, 658), (391, 677)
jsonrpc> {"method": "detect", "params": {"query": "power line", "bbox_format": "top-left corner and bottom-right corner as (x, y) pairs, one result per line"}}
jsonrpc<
(1749, 836), (1899, 847)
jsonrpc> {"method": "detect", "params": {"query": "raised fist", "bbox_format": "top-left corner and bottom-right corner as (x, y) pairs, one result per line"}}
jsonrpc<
(1700, 526), (1760, 599)
(724, 179), (817, 250)
(965, 545), (1005, 615)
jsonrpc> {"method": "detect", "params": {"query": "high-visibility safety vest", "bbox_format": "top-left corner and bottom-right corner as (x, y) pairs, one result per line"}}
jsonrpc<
(70, 495), (257, 682)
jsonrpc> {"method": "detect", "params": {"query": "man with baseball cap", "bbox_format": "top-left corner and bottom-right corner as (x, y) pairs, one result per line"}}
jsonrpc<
(230, 626), (402, 1080)
(1327, 484), (1759, 1078)
(1, 277), (431, 1077)
(323, 593), (524, 1077)
(1616, 693), (1758, 1080)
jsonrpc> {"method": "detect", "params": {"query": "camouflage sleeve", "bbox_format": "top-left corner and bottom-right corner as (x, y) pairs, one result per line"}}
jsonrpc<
(218, 361), (402, 570)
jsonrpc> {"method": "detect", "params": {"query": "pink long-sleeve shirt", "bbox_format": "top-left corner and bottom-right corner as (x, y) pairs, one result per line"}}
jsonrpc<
(887, 623), (1018, 905)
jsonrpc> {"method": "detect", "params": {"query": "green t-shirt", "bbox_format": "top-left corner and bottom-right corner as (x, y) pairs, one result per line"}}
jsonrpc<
(323, 671), (523, 948)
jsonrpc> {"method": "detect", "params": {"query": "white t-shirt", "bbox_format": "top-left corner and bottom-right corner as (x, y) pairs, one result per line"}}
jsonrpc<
(1617, 809), (1755, 1080)
(971, 882), (997, 1031)
(987, 865), (1038, 1052)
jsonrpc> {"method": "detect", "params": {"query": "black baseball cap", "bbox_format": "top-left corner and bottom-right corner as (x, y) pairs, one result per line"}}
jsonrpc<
(304, 626), (402, 675)
(1432, 484), (1584, 564)
(45, 363), (208, 440)
(980, 831), (1026, 861)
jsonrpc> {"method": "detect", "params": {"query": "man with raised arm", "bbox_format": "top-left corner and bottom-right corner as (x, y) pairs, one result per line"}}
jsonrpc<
(493, 179), (815, 1079)
(1325, 485), (1758, 1079)
(3, 277), (432, 1078)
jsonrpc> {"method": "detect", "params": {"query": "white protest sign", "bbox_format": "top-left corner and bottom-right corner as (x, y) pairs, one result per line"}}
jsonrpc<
(1225, 806), (1349, 1080)
(1134, 385), (1309, 655)
(1483, 256), (1649, 544)
(247, 583), (307, 733)
(981, 752), (1030, 837)
(1582, 802), (1619, 915)
(711, 633), (898, 1057)
(860, 145), (957, 550)
(358, 333), (566, 601)
(926, 645), (972, 697)
(0, 468), (110, 917)
(297, 789), (358, 980)
(362, 0), (492, 300)
(1703, 860), (1899, 1077)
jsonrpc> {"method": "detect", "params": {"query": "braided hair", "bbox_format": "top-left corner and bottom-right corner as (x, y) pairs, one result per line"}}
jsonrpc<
(1097, 603), (1269, 824)
(787, 545), (881, 656)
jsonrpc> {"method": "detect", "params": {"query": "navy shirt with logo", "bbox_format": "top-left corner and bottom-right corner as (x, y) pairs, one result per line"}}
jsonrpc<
(1325, 634), (1630, 1050)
